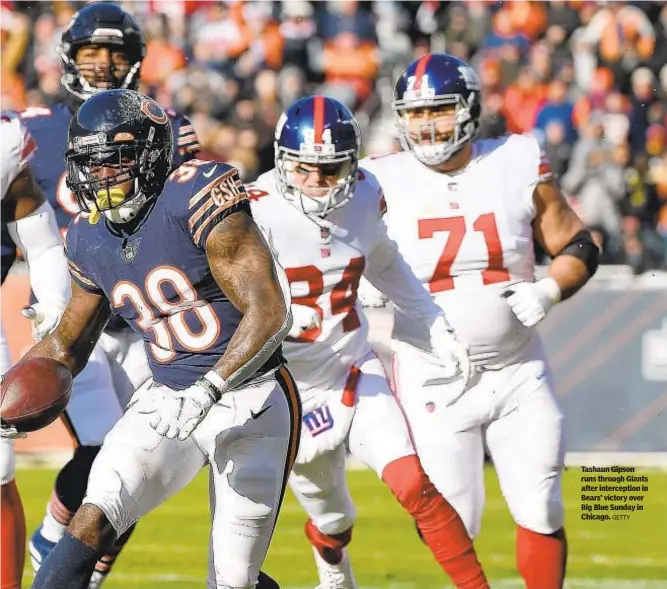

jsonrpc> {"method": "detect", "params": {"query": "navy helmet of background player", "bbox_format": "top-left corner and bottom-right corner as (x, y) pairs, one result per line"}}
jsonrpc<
(58, 1), (144, 103)
(392, 52), (481, 166)
(66, 90), (172, 225)
(19, 1), (199, 233)
(275, 95), (361, 218)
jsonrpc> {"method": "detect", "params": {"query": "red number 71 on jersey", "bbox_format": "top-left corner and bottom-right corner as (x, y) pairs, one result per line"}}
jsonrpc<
(419, 212), (509, 292)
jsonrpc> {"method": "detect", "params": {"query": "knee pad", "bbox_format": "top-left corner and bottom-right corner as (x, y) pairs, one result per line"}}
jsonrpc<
(82, 450), (140, 537)
(514, 497), (564, 535)
(304, 508), (355, 538)
(55, 446), (101, 512)
(305, 518), (352, 553)
(226, 464), (277, 528)
(382, 455), (438, 513)
(0, 439), (16, 485)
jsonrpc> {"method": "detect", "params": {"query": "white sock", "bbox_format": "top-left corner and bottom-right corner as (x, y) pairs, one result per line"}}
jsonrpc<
(40, 504), (67, 544)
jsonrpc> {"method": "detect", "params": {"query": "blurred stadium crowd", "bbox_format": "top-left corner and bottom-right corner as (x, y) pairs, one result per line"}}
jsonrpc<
(1, 0), (666, 272)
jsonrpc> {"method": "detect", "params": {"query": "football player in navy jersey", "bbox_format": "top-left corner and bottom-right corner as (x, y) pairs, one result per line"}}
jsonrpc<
(19, 4), (201, 585)
(22, 89), (298, 589)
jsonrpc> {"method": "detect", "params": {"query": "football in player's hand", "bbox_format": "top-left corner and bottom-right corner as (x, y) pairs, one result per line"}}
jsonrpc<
(1, 358), (72, 432)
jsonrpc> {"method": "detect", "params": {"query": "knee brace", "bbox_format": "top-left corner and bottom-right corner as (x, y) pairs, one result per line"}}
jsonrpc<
(55, 446), (101, 512)
(514, 497), (565, 535)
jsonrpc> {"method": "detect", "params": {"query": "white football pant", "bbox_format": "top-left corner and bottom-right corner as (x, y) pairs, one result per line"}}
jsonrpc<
(84, 367), (301, 589)
(392, 337), (565, 537)
(289, 351), (415, 535)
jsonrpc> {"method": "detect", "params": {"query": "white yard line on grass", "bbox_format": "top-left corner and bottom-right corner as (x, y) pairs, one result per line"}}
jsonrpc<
(488, 552), (667, 567)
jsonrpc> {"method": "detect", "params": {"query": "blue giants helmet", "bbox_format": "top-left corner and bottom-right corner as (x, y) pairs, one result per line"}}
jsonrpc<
(393, 53), (482, 166)
(274, 95), (361, 218)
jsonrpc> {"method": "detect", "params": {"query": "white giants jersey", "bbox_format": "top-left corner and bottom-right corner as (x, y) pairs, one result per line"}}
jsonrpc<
(250, 169), (389, 393)
(361, 134), (553, 368)
(1, 114), (36, 200)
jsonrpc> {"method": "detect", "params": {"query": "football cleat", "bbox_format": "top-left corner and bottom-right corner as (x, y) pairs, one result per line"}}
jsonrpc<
(28, 525), (57, 573)
(312, 547), (358, 589)
(88, 569), (108, 589)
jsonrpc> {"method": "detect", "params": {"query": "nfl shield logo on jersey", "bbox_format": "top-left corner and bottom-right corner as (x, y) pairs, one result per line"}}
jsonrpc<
(122, 238), (141, 263)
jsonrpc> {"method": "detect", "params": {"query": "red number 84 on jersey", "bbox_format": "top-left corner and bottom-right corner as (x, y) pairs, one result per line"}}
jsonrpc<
(286, 257), (366, 343)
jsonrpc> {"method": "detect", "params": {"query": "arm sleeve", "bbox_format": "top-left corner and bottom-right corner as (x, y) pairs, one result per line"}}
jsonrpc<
(187, 163), (252, 249)
(7, 201), (71, 307)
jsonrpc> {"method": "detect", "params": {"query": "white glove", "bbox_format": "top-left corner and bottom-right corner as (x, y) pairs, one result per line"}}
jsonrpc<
(357, 279), (387, 308)
(429, 315), (472, 385)
(502, 278), (561, 328)
(22, 303), (66, 341)
(135, 381), (217, 441)
(0, 375), (26, 439)
(1, 420), (26, 439)
(288, 304), (322, 338)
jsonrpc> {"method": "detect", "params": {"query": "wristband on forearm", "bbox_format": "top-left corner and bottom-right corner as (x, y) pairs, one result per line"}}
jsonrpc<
(196, 370), (229, 402)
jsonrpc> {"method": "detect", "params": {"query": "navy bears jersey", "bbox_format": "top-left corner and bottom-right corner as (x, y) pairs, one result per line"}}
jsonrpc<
(18, 101), (199, 330)
(65, 159), (282, 389)
(19, 102), (200, 236)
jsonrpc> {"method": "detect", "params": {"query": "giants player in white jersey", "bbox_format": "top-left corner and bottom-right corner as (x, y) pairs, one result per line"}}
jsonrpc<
(0, 114), (70, 589)
(360, 53), (600, 589)
(246, 96), (488, 589)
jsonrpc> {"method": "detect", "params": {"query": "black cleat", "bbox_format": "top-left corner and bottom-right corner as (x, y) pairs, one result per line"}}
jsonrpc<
(256, 571), (280, 589)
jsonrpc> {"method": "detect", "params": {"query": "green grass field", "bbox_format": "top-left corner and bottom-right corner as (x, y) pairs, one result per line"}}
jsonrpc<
(18, 465), (667, 589)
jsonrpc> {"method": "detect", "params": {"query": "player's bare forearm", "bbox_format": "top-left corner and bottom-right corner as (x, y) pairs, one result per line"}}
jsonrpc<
(5, 167), (47, 221)
(546, 255), (589, 301)
(533, 180), (598, 300)
(205, 211), (290, 384)
(22, 281), (111, 376)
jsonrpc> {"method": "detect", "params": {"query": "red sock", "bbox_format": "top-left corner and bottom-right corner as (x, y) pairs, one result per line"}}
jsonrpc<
(305, 519), (352, 565)
(93, 523), (136, 579)
(1, 480), (26, 589)
(383, 456), (488, 589)
(517, 526), (567, 589)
